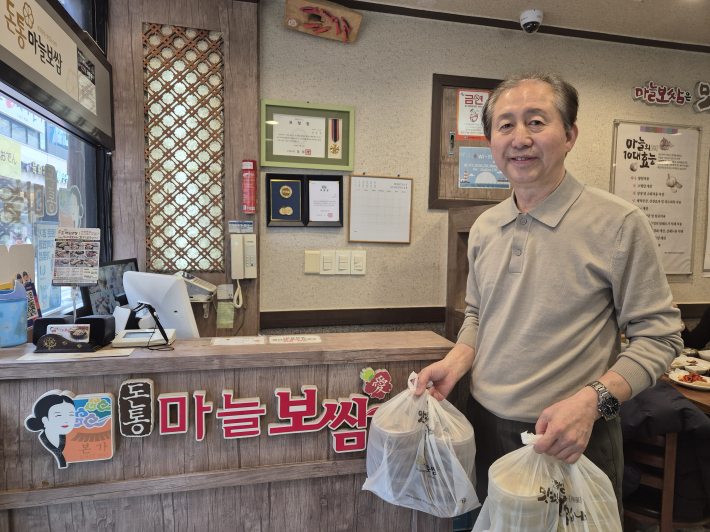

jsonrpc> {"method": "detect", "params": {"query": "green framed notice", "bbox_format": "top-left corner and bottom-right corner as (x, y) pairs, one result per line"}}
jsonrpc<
(261, 100), (354, 171)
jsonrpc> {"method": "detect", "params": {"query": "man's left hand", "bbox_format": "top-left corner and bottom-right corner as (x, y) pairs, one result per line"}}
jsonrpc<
(533, 386), (600, 464)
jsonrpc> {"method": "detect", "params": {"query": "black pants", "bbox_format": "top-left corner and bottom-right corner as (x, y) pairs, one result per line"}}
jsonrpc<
(466, 395), (624, 517)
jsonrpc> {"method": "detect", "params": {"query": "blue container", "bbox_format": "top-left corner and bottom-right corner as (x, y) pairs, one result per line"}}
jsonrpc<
(0, 281), (28, 348)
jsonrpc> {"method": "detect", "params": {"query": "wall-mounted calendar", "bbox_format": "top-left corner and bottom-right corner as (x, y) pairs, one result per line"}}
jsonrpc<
(348, 175), (412, 244)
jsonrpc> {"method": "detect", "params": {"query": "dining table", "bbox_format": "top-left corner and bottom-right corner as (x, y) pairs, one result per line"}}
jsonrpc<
(661, 374), (710, 415)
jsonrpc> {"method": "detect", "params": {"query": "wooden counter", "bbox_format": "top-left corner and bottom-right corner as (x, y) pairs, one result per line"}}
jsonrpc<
(0, 332), (455, 532)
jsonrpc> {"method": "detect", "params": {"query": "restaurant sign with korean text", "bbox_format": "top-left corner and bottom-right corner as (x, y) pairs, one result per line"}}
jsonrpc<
(633, 81), (710, 113)
(26, 372), (392, 469)
(0, 0), (80, 106)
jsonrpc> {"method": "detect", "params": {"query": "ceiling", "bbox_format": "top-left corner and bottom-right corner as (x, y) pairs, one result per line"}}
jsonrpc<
(361, 0), (710, 47)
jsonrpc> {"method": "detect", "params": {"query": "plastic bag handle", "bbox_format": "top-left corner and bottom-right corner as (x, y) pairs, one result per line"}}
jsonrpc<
(408, 372), (433, 392)
(521, 431), (542, 445)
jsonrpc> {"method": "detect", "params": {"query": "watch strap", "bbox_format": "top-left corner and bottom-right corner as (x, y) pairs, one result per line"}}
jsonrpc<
(586, 380), (620, 420)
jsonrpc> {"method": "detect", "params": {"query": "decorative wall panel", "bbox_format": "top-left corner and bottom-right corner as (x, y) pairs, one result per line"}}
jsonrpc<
(143, 23), (225, 272)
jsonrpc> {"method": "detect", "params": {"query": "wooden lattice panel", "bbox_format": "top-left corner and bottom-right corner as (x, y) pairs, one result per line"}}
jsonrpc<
(143, 23), (225, 272)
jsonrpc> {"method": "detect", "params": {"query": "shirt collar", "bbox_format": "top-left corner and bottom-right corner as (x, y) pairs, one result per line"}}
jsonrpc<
(494, 171), (585, 228)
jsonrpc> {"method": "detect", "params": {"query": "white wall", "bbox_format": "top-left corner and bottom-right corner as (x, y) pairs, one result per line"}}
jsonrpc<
(259, 0), (710, 311)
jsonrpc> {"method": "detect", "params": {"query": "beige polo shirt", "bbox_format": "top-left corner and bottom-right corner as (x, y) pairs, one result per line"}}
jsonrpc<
(457, 172), (682, 422)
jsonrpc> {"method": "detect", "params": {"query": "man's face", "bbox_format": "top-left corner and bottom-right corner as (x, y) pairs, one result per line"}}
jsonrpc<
(488, 81), (578, 190)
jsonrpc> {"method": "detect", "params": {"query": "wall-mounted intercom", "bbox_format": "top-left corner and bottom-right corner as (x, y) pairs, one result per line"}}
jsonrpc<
(230, 234), (257, 280)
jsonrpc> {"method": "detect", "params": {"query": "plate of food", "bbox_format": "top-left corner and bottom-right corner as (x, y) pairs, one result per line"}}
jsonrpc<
(671, 356), (710, 369)
(698, 351), (710, 362)
(669, 370), (710, 390)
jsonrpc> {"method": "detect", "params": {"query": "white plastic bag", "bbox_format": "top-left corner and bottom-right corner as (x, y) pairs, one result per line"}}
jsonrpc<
(472, 432), (622, 532)
(362, 372), (479, 517)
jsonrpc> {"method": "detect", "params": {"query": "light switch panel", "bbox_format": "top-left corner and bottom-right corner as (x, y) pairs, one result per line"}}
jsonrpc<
(351, 250), (366, 275)
(305, 250), (320, 274)
(335, 250), (351, 275)
(320, 250), (335, 275)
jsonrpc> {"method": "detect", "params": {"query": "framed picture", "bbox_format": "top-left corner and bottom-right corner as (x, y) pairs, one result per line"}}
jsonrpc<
(261, 100), (354, 171)
(305, 175), (343, 227)
(266, 174), (305, 227)
(428, 74), (508, 209)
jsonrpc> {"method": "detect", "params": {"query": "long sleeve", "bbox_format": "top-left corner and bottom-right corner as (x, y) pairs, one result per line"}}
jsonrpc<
(609, 209), (683, 397)
(456, 224), (481, 350)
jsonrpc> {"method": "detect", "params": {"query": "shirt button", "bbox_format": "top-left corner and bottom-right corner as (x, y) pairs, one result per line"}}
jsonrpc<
(520, 218), (527, 225)
(515, 250), (522, 256)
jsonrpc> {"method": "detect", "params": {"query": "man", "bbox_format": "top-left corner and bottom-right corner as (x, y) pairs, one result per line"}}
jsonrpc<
(415, 72), (682, 509)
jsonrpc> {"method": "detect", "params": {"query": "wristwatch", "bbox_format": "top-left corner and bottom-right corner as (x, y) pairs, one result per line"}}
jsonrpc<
(586, 381), (621, 420)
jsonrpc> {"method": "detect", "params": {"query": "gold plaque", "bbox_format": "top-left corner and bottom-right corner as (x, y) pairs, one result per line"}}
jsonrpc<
(280, 185), (292, 198)
(279, 206), (293, 215)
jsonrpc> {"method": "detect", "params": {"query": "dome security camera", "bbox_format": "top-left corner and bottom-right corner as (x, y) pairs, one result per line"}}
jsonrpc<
(520, 10), (543, 34)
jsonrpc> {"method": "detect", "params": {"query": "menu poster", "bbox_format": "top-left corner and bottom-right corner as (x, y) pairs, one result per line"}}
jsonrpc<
(612, 122), (700, 275)
(456, 90), (489, 140)
(52, 228), (100, 286)
(77, 49), (97, 115)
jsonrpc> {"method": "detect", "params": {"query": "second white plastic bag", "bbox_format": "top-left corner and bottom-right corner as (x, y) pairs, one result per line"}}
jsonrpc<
(472, 433), (622, 532)
(362, 372), (479, 517)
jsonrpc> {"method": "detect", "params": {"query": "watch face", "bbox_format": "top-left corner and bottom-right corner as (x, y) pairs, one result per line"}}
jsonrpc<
(600, 396), (621, 419)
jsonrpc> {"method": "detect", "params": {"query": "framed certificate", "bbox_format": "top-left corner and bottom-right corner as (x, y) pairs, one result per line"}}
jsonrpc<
(261, 100), (354, 171)
(266, 174), (305, 227)
(305, 175), (343, 227)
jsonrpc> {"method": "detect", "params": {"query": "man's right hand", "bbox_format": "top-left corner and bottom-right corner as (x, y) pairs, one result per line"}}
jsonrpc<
(414, 343), (476, 401)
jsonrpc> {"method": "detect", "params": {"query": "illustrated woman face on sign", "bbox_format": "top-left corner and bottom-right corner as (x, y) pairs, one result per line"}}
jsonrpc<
(25, 390), (76, 469)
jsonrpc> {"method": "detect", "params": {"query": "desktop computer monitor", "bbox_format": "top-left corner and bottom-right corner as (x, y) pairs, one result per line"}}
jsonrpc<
(122, 271), (200, 339)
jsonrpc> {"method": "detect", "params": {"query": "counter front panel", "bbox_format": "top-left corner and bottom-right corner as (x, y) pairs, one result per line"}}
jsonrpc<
(0, 332), (456, 532)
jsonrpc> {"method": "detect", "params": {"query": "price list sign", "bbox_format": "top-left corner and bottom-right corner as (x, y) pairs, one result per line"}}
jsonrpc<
(611, 122), (700, 275)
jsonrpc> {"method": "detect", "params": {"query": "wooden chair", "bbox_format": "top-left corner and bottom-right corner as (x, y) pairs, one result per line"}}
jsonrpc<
(623, 433), (710, 532)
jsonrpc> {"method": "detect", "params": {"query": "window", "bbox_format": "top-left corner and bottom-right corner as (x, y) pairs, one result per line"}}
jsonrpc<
(11, 122), (26, 144)
(0, 87), (97, 315)
(27, 129), (39, 149)
(0, 117), (10, 137)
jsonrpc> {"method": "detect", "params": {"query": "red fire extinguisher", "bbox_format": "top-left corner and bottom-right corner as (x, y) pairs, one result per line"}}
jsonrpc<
(242, 159), (257, 214)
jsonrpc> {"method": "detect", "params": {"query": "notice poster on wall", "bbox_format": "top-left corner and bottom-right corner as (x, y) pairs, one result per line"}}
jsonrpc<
(456, 90), (489, 140)
(611, 122), (700, 275)
(52, 227), (100, 286)
(459, 147), (509, 189)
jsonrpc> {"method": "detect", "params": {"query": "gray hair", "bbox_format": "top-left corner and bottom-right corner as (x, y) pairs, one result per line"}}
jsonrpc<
(482, 72), (579, 141)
